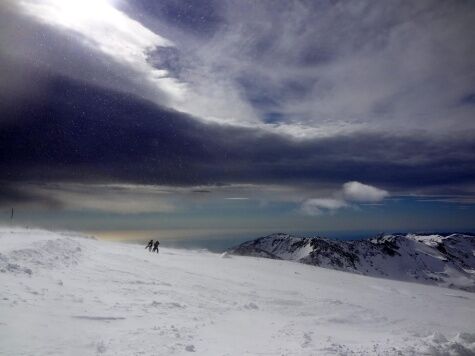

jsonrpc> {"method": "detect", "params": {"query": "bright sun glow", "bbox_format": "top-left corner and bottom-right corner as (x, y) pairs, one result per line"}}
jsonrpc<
(26, 0), (115, 28)
(17, 0), (185, 101)
(18, 0), (171, 61)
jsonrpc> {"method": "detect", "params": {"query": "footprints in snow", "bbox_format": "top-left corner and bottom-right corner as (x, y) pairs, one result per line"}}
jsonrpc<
(150, 301), (187, 309)
(301, 331), (313, 348)
(185, 344), (196, 352)
(243, 302), (259, 310)
(149, 324), (197, 353)
(72, 315), (126, 321)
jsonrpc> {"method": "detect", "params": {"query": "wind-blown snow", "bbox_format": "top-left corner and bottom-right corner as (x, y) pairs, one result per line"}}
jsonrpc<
(1, 228), (475, 355)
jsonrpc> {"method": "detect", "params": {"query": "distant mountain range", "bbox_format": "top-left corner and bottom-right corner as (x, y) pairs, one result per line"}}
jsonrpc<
(229, 232), (475, 292)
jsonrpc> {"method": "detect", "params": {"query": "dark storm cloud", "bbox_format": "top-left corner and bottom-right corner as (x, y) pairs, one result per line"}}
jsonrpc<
(1, 73), (475, 208)
(4, 0), (475, 134)
(0, 183), (61, 209)
(0, 0), (182, 116)
(1, 0), (475, 212)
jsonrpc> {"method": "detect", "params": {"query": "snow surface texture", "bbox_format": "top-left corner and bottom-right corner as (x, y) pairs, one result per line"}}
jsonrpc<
(230, 233), (475, 292)
(1, 228), (475, 355)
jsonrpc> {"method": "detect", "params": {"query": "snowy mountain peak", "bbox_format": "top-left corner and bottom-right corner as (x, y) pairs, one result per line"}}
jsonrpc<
(230, 232), (475, 292)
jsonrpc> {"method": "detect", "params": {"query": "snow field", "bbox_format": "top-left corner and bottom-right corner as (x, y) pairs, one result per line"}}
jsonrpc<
(1, 228), (475, 355)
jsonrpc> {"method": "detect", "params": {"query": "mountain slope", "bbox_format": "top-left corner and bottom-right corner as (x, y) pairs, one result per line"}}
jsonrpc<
(229, 232), (475, 291)
(1, 228), (475, 355)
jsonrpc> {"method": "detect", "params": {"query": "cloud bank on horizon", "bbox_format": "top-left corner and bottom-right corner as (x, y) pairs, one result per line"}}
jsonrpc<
(0, 0), (474, 233)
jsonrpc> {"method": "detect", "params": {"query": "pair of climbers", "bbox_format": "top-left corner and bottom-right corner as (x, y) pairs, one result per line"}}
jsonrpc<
(145, 239), (160, 253)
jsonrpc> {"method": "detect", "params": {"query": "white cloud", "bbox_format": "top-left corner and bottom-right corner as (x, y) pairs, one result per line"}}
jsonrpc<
(301, 198), (348, 215)
(302, 181), (389, 215)
(343, 181), (389, 203)
(175, 1), (475, 137)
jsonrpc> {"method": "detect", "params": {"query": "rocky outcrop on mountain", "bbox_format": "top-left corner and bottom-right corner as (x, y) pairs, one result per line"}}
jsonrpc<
(229, 232), (475, 291)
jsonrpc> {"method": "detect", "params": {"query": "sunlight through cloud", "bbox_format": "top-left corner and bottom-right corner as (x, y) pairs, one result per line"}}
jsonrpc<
(17, 0), (185, 101)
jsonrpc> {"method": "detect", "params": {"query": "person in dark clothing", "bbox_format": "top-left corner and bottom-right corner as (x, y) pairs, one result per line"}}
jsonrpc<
(152, 240), (160, 254)
(145, 239), (153, 252)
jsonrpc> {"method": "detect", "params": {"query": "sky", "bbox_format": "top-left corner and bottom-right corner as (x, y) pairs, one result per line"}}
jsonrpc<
(0, 0), (474, 241)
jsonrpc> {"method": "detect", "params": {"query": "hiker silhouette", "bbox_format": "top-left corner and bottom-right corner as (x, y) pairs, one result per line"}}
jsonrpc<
(145, 239), (153, 252)
(152, 240), (160, 254)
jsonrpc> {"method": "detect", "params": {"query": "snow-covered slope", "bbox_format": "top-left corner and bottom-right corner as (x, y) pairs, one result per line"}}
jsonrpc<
(230, 232), (475, 292)
(1, 228), (475, 355)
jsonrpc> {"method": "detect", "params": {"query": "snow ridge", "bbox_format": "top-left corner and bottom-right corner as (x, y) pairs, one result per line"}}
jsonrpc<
(230, 232), (475, 291)
(0, 228), (88, 275)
